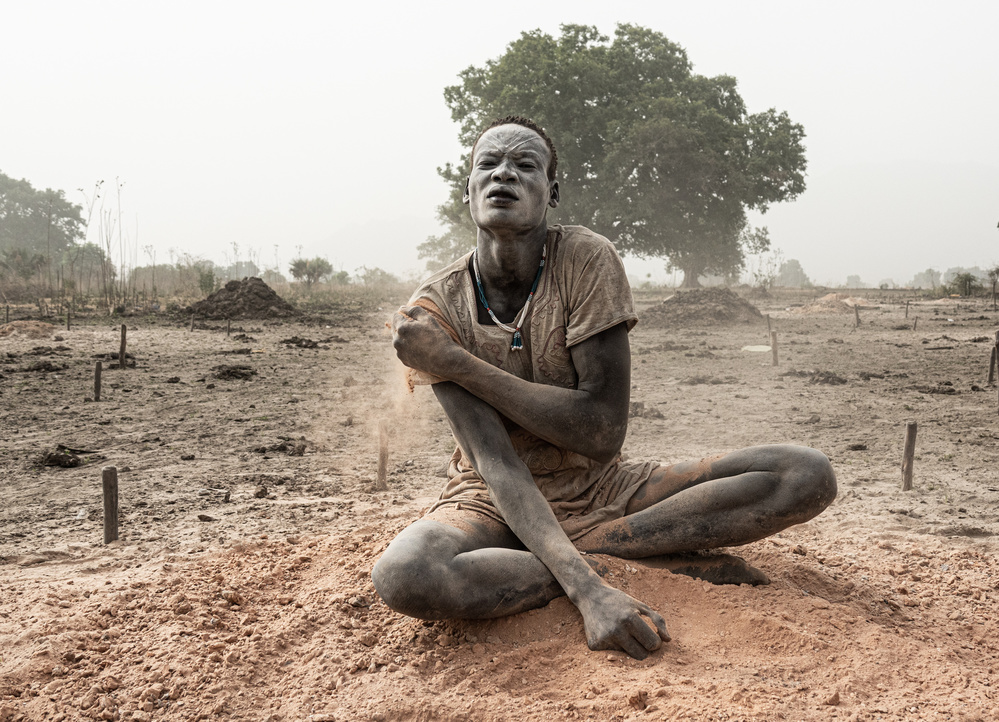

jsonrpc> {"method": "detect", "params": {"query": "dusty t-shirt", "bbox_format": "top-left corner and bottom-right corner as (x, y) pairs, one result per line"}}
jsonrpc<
(409, 224), (658, 540)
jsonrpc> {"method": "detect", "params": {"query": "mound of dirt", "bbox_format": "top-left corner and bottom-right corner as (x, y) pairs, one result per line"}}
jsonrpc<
(792, 293), (879, 315)
(0, 320), (54, 339)
(640, 287), (762, 328)
(186, 277), (298, 320)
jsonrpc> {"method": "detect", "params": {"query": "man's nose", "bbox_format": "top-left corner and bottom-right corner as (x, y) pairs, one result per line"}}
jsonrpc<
(491, 160), (518, 182)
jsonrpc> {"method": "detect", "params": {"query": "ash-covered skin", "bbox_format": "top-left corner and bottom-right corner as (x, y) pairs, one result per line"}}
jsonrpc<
(374, 122), (836, 661)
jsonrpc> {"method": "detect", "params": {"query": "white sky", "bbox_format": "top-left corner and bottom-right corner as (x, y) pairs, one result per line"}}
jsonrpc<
(2, 0), (997, 287)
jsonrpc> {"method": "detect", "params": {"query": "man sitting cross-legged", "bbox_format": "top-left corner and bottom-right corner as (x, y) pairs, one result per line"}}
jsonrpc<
(373, 116), (836, 660)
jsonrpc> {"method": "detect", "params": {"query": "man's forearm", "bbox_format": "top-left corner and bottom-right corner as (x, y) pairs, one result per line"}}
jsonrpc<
(441, 326), (631, 463)
(436, 381), (604, 602)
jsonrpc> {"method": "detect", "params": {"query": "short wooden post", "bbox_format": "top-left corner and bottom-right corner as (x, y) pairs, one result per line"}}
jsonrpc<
(102, 466), (119, 543)
(4, 304), (8, 324)
(94, 360), (102, 401)
(770, 331), (779, 367)
(119, 324), (127, 369)
(901, 422), (917, 491)
(913, 317), (918, 332)
(375, 420), (389, 491)
(766, 314), (772, 336)
(854, 305), (861, 328)
(905, 300), (910, 319)
(988, 346), (997, 385)
(190, 314), (195, 332)
(226, 318), (231, 337)
(66, 312), (71, 331)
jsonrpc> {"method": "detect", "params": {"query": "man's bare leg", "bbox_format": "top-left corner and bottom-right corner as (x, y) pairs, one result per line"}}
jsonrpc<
(372, 515), (566, 620)
(575, 444), (836, 557)
(373, 444), (835, 620)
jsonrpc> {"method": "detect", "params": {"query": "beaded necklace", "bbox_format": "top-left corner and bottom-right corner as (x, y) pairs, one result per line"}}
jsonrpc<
(472, 243), (547, 351)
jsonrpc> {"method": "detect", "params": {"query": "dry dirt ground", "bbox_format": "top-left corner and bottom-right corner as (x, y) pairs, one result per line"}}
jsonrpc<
(1, 291), (998, 722)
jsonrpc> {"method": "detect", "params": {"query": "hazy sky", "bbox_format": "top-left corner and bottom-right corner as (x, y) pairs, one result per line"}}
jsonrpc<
(3, 1), (997, 287)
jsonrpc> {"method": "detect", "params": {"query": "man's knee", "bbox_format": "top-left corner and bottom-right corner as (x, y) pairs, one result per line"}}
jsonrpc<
(371, 524), (456, 619)
(784, 446), (837, 515)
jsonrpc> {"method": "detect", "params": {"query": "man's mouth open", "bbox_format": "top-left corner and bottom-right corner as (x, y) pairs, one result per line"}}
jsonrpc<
(487, 188), (518, 204)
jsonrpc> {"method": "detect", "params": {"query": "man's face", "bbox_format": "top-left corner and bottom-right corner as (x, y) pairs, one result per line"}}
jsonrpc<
(464, 124), (559, 233)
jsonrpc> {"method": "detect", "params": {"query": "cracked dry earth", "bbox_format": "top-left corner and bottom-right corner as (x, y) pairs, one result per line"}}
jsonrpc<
(1, 292), (998, 722)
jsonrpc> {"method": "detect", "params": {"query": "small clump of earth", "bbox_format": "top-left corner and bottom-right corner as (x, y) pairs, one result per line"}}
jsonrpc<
(640, 287), (763, 328)
(185, 277), (299, 320)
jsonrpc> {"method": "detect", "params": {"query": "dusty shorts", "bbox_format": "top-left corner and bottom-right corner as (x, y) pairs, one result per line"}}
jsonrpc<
(422, 458), (667, 542)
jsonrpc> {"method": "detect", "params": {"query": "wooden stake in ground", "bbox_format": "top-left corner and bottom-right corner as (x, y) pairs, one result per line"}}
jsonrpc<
(375, 420), (389, 491)
(988, 330), (999, 385)
(770, 331), (779, 367)
(854, 304), (861, 328)
(766, 314), (771, 336)
(103, 466), (119, 543)
(4, 304), (8, 324)
(901, 421), (917, 491)
(119, 324), (127, 369)
(190, 314), (195, 332)
(94, 360), (102, 401)
(226, 318), (231, 337)
(66, 312), (71, 331)
(913, 317), (918, 332)
(905, 300), (910, 319)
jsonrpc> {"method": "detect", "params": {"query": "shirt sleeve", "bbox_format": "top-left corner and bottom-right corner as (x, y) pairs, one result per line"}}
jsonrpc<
(562, 231), (638, 347)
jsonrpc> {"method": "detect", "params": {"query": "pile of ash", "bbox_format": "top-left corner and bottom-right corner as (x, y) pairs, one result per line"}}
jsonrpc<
(640, 287), (763, 328)
(186, 277), (298, 320)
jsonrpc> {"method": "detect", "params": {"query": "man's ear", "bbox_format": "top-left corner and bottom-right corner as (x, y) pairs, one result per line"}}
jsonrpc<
(462, 178), (471, 205)
(548, 181), (560, 208)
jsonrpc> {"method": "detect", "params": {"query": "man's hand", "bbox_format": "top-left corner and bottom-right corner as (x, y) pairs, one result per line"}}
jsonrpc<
(392, 305), (463, 378)
(575, 582), (670, 660)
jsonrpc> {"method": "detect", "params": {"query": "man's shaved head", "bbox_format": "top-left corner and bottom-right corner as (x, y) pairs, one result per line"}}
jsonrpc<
(471, 116), (559, 181)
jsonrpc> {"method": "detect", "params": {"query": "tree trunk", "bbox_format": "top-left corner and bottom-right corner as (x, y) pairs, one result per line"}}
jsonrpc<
(680, 267), (702, 288)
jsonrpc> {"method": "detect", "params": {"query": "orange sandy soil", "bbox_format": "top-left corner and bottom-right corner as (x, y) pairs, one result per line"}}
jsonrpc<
(1, 292), (997, 721)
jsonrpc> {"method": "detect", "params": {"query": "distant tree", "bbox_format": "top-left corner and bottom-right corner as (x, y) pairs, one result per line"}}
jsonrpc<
(423, 23), (807, 286)
(747, 244), (783, 291)
(776, 258), (811, 288)
(878, 279), (896, 290)
(261, 268), (288, 286)
(196, 264), (218, 296)
(987, 265), (999, 308)
(0, 171), (85, 292)
(357, 266), (400, 286)
(909, 268), (940, 290)
(289, 257), (333, 288)
(223, 260), (260, 281)
(947, 272), (982, 297)
(845, 275), (864, 289)
(942, 266), (987, 286)
(0, 247), (48, 282)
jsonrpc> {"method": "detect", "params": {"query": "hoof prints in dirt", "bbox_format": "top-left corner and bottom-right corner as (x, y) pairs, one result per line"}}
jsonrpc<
(212, 364), (257, 380)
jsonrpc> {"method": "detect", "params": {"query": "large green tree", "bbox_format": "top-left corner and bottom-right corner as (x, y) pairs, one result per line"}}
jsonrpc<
(0, 171), (85, 290)
(421, 24), (807, 286)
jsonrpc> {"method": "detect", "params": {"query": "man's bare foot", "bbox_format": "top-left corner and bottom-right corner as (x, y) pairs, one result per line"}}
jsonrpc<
(638, 553), (770, 586)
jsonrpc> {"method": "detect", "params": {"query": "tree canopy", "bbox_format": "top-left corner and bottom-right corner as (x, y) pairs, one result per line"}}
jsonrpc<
(420, 24), (807, 286)
(0, 172), (84, 275)
(289, 257), (333, 288)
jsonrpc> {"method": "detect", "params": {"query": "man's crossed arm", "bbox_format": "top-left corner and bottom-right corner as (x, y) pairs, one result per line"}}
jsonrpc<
(392, 304), (631, 463)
